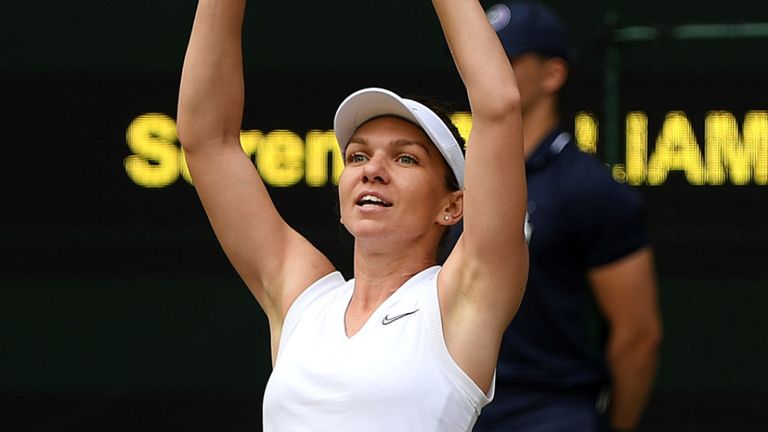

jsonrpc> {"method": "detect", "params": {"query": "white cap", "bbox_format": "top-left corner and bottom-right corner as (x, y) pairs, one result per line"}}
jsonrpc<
(334, 87), (465, 189)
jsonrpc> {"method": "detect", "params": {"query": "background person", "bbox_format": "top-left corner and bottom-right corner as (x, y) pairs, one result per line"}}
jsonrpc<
(177, 0), (528, 430)
(473, 2), (663, 431)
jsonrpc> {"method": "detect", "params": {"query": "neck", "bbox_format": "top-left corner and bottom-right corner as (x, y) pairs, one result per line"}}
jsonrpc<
(522, 98), (560, 157)
(350, 239), (437, 309)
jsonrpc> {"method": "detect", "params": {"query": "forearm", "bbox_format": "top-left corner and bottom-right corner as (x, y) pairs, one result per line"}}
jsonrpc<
(590, 249), (662, 430)
(177, 0), (246, 149)
(431, 0), (519, 117)
(606, 333), (661, 430)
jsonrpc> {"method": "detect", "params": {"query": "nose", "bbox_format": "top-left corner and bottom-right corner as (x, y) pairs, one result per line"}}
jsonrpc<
(361, 155), (390, 184)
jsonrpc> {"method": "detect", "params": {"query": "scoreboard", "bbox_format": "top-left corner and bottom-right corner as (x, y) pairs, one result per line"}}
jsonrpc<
(123, 109), (768, 189)
(3, 70), (765, 281)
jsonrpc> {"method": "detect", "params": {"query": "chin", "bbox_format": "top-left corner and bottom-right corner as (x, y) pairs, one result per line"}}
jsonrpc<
(346, 219), (388, 238)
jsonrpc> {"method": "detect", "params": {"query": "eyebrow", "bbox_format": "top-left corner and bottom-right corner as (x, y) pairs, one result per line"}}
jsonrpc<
(347, 137), (433, 157)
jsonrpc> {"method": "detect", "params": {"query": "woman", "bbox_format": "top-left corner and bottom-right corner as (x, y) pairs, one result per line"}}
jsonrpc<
(177, 0), (528, 430)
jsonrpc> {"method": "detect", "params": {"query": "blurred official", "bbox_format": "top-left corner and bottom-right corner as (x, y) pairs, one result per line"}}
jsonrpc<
(473, 2), (663, 431)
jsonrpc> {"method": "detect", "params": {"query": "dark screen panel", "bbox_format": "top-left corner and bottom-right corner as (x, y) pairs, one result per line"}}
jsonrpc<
(2, 0), (768, 430)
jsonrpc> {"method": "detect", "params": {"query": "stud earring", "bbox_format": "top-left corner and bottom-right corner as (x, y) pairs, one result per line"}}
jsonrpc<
(443, 215), (450, 222)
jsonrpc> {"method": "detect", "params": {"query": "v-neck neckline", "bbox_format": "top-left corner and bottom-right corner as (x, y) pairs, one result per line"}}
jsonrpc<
(341, 266), (439, 340)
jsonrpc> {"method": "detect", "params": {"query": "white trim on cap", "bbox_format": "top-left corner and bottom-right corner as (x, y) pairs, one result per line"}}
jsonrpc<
(334, 87), (465, 190)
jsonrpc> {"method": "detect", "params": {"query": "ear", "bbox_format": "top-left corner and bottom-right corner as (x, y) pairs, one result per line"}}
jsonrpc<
(542, 57), (568, 95)
(437, 190), (464, 226)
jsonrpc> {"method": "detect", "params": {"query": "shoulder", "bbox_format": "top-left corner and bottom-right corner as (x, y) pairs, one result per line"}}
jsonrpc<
(553, 143), (644, 214)
(545, 143), (649, 266)
(274, 271), (347, 358)
(285, 271), (347, 321)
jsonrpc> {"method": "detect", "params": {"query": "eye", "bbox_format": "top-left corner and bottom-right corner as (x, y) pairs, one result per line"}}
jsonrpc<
(347, 153), (367, 164)
(397, 154), (417, 165)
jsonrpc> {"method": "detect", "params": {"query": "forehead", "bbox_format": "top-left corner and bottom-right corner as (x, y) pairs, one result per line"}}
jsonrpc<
(509, 52), (548, 68)
(349, 116), (436, 151)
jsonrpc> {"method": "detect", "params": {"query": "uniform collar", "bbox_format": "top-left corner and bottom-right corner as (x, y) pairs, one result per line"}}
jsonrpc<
(525, 128), (571, 172)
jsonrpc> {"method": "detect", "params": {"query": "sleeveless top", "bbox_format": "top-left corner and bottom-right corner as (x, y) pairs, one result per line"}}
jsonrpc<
(262, 266), (493, 432)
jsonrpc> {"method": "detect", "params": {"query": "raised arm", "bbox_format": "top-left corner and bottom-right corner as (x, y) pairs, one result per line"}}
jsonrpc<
(177, 0), (334, 353)
(433, 0), (529, 391)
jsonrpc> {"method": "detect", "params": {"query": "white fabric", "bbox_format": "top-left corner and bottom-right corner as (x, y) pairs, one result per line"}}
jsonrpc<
(263, 266), (492, 432)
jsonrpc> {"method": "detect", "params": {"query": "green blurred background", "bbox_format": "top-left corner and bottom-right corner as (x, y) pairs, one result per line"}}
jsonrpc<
(2, 0), (767, 430)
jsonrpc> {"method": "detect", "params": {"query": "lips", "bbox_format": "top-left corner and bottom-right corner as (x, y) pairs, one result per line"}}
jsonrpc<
(356, 193), (393, 207)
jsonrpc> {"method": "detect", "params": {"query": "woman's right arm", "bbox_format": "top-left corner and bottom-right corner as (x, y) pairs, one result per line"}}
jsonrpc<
(177, 0), (334, 335)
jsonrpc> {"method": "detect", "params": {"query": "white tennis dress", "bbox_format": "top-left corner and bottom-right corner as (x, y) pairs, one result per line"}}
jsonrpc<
(263, 266), (493, 432)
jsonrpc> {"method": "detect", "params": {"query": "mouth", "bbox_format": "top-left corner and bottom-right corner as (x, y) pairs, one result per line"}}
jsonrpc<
(356, 194), (393, 208)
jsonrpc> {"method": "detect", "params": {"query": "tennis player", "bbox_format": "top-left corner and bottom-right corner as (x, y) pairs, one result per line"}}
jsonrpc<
(177, 0), (528, 430)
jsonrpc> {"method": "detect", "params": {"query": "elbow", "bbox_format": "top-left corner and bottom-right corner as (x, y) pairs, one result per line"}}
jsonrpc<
(176, 114), (202, 153)
(609, 320), (663, 365)
(490, 86), (521, 114)
(638, 320), (663, 358)
(471, 87), (521, 122)
(176, 93), (197, 150)
(641, 315), (664, 355)
(175, 100), (215, 153)
(176, 127), (192, 152)
(646, 323), (663, 358)
(636, 326), (663, 365)
(501, 88), (522, 113)
(176, 131), (198, 155)
(175, 109), (194, 150)
(175, 116), (233, 155)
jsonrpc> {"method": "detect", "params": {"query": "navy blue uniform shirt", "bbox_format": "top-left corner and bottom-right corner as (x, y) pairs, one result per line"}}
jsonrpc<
(477, 128), (648, 425)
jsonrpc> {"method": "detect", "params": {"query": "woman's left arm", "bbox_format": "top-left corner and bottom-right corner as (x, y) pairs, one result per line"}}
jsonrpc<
(433, 0), (529, 390)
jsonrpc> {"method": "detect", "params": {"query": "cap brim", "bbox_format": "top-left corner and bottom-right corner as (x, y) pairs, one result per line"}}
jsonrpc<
(334, 88), (419, 153)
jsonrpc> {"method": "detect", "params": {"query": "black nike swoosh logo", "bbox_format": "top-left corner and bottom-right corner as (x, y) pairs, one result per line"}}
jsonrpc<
(381, 309), (419, 325)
